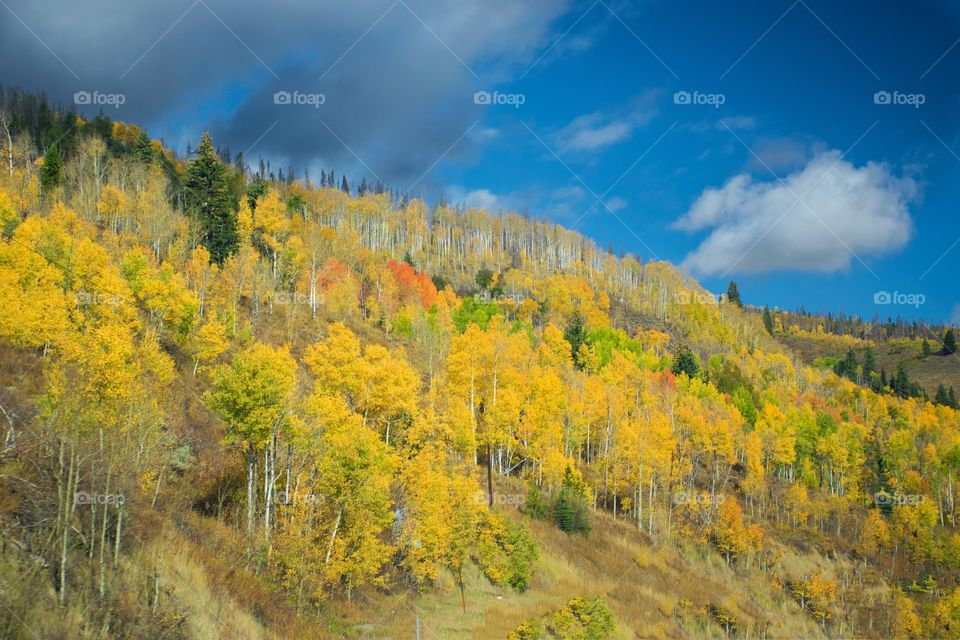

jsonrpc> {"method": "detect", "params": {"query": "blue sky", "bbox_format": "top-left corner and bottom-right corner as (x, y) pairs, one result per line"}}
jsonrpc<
(439, 0), (960, 324)
(2, 0), (958, 323)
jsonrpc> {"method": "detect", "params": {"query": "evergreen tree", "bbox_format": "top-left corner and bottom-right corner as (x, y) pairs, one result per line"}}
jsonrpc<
(340, 175), (350, 194)
(836, 348), (859, 381)
(935, 384), (951, 406)
(950, 387), (958, 409)
(133, 131), (154, 164)
(552, 467), (590, 535)
(922, 339), (932, 357)
(762, 306), (775, 335)
(726, 281), (742, 307)
(944, 329), (957, 355)
(564, 311), (588, 369)
(671, 345), (701, 378)
(880, 367), (888, 389)
(40, 143), (63, 192)
(863, 347), (877, 378)
(893, 363), (910, 398)
(185, 132), (238, 264)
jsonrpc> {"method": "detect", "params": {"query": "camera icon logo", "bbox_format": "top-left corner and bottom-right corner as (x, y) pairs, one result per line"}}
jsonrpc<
(873, 291), (891, 305)
(874, 491), (892, 506)
(273, 91), (292, 105)
(673, 91), (691, 105)
(74, 91), (92, 105)
(873, 91), (891, 105)
(473, 91), (492, 105)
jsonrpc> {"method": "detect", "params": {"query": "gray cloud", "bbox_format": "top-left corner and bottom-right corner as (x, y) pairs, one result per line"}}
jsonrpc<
(0, 0), (572, 184)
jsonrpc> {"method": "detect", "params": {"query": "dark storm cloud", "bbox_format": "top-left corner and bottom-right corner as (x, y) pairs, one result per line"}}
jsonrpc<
(0, 0), (572, 184)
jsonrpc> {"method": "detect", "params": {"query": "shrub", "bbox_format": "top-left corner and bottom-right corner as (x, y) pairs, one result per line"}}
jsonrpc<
(477, 511), (538, 592)
(553, 467), (591, 535)
(509, 595), (616, 640)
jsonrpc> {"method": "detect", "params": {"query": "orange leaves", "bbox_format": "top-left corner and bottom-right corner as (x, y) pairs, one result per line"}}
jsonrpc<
(384, 259), (437, 307)
(316, 257), (348, 290)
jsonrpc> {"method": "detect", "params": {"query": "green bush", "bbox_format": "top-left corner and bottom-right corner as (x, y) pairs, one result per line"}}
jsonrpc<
(477, 511), (538, 592)
(524, 482), (549, 520)
(553, 467), (591, 535)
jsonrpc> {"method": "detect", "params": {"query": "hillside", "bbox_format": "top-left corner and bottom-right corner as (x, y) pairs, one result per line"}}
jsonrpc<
(0, 101), (958, 640)
(778, 331), (960, 400)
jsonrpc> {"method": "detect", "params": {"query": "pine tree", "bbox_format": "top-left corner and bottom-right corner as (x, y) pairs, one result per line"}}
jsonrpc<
(922, 338), (932, 357)
(893, 363), (909, 398)
(935, 384), (951, 406)
(133, 131), (154, 164)
(340, 175), (350, 194)
(950, 387), (957, 409)
(880, 367), (887, 389)
(762, 306), (775, 335)
(40, 143), (63, 192)
(552, 467), (590, 535)
(863, 347), (876, 377)
(564, 311), (588, 369)
(726, 281), (742, 307)
(836, 348), (858, 381)
(944, 329), (957, 355)
(185, 132), (238, 264)
(671, 345), (700, 378)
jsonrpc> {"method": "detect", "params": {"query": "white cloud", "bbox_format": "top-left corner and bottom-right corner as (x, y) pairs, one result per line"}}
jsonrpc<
(447, 186), (501, 210)
(675, 151), (918, 276)
(605, 196), (627, 212)
(471, 127), (502, 142)
(555, 109), (654, 154)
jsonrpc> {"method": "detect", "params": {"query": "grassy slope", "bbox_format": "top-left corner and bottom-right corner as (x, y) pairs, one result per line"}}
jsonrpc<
(317, 477), (868, 639)
(779, 333), (960, 397)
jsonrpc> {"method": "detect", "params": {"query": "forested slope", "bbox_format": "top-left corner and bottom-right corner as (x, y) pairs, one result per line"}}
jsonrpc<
(0, 96), (958, 639)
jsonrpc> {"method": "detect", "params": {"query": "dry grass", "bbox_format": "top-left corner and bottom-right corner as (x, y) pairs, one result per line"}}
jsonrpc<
(317, 492), (877, 639)
(780, 334), (960, 397)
